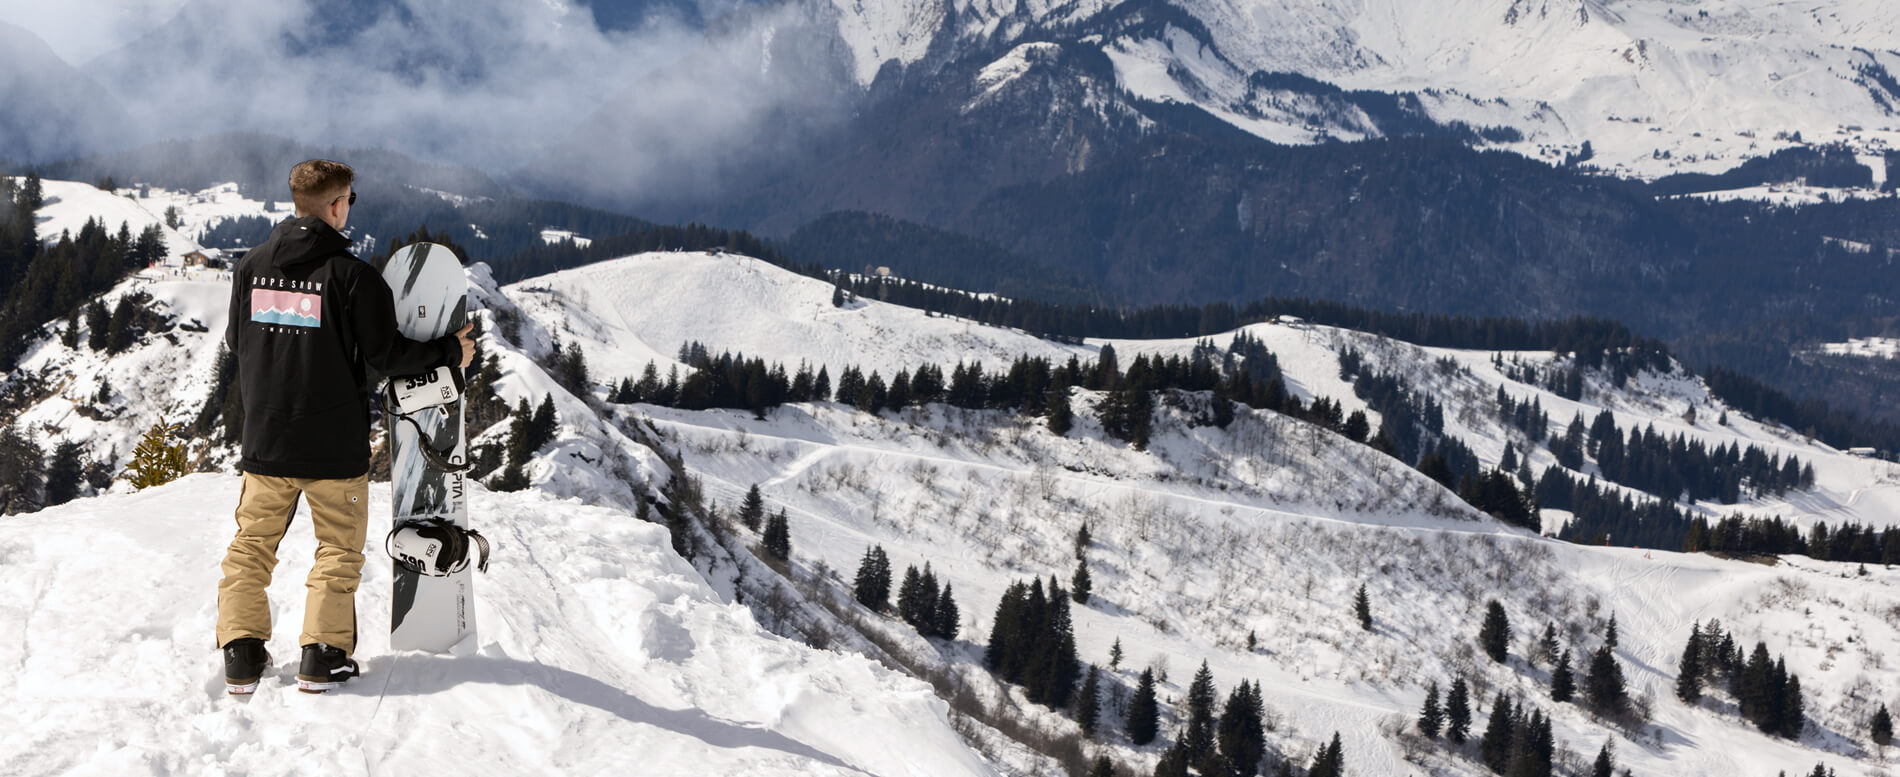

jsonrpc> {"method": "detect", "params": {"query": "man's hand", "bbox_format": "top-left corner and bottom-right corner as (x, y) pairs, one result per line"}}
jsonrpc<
(454, 323), (474, 368)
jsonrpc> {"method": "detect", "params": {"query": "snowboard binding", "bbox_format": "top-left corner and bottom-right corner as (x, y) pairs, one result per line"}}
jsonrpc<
(381, 373), (472, 474)
(386, 518), (491, 577)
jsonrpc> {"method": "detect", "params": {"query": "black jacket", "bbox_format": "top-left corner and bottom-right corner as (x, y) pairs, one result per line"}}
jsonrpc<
(226, 216), (459, 478)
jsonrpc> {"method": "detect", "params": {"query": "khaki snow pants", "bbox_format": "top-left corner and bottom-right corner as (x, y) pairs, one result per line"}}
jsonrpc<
(216, 472), (370, 655)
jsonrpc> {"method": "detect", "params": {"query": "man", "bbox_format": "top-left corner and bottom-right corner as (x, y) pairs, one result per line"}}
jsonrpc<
(218, 159), (473, 695)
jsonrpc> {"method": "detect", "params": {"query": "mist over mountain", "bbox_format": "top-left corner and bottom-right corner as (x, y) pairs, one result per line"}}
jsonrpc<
(0, 23), (135, 164)
(75, 0), (712, 171)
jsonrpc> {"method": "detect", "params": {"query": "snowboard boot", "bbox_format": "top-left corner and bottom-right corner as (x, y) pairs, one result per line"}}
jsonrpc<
(296, 643), (360, 694)
(222, 637), (271, 695)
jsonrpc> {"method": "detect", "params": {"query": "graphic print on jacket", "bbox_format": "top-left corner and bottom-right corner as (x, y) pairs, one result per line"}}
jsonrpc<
(249, 284), (323, 329)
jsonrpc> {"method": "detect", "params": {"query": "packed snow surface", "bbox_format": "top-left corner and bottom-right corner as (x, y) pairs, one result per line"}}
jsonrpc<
(0, 475), (996, 777)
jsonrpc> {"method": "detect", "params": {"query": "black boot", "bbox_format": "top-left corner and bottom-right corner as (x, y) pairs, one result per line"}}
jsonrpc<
(223, 637), (272, 695)
(296, 643), (360, 694)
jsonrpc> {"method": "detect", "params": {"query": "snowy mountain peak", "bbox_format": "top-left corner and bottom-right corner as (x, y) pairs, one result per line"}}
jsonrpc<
(826, 0), (1900, 177)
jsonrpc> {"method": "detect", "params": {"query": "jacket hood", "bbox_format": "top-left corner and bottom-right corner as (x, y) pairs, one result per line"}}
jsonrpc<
(266, 216), (355, 271)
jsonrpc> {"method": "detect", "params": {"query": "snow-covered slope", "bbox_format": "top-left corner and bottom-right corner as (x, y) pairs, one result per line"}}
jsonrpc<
(0, 475), (996, 777)
(6, 241), (1898, 776)
(27, 177), (291, 268)
(831, 0), (1900, 180)
(497, 251), (1900, 776)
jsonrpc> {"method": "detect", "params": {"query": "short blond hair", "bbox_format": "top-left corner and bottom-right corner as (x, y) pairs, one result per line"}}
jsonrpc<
(289, 159), (354, 216)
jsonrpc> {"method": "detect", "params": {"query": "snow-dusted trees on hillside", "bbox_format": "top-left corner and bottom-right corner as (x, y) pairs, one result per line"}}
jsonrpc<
(1872, 704), (1893, 753)
(1480, 600), (1511, 663)
(984, 577), (1079, 710)
(895, 562), (958, 640)
(852, 545), (891, 612)
(1125, 668), (1159, 746)
(761, 508), (790, 561)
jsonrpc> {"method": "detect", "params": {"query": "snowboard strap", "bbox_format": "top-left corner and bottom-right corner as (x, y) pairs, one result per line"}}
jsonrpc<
(386, 518), (491, 576)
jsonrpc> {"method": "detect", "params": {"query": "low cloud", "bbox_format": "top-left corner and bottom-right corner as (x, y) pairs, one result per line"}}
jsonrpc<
(4, 0), (860, 208)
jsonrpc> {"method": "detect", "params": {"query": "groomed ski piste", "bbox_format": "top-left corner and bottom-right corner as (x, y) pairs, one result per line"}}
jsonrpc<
(5, 180), (1900, 776)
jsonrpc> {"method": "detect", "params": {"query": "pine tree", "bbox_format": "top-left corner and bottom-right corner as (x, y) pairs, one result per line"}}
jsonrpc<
(1072, 557), (1093, 605)
(1676, 623), (1704, 704)
(1127, 668), (1160, 745)
(1076, 665), (1101, 737)
(985, 582), (1024, 673)
(85, 300), (108, 351)
(529, 393), (558, 453)
(1872, 704), (1893, 752)
(1034, 580), (1081, 708)
(1779, 672), (1804, 739)
(853, 545), (892, 612)
(762, 508), (790, 560)
(1089, 755), (1115, 777)
(1218, 681), (1266, 775)
(106, 295), (138, 354)
(1343, 410), (1370, 443)
(1446, 676), (1472, 743)
(1592, 741), (1614, 777)
(1184, 661), (1217, 760)
(44, 440), (85, 507)
(932, 583), (959, 640)
(1354, 583), (1372, 630)
(1481, 693), (1516, 774)
(1419, 681), (1444, 739)
(666, 500), (695, 561)
(61, 308), (79, 349)
(1153, 744), (1190, 777)
(1585, 645), (1628, 717)
(1605, 612), (1619, 650)
(739, 484), (766, 531)
(897, 565), (924, 626)
(1109, 637), (1123, 669)
(1536, 623), (1560, 668)
(1075, 522), (1092, 558)
(1308, 732), (1344, 777)
(1480, 599), (1511, 663)
(124, 423), (187, 489)
(0, 427), (46, 515)
(1551, 649), (1576, 703)
(1047, 382), (1074, 435)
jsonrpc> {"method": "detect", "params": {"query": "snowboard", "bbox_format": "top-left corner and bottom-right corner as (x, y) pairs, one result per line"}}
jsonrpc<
(374, 242), (475, 653)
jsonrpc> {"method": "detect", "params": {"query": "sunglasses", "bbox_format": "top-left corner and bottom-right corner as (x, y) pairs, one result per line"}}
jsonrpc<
(334, 191), (357, 206)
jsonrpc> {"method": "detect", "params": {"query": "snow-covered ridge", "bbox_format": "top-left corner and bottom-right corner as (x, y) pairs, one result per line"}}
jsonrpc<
(830, 0), (1900, 179)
